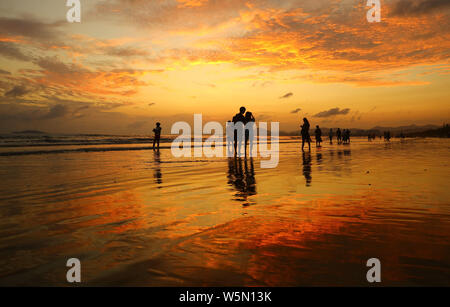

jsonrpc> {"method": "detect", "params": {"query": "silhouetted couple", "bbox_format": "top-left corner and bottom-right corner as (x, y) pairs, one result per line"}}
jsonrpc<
(230, 106), (255, 157)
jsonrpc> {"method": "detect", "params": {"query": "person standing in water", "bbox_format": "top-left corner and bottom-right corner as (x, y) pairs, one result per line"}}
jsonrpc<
(336, 128), (342, 144)
(315, 125), (322, 147)
(329, 128), (333, 144)
(232, 106), (246, 156)
(301, 118), (311, 152)
(152, 122), (162, 150)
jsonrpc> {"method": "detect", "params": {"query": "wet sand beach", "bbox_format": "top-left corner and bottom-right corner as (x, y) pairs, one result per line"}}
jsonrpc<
(0, 137), (449, 286)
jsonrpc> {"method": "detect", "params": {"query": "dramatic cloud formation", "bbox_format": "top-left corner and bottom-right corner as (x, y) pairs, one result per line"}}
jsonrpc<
(314, 108), (351, 118)
(0, 0), (448, 133)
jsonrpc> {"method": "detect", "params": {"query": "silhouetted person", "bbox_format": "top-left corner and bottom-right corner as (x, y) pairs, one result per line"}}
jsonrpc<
(244, 111), (255, 156)
(301, 118), (311, 151)
(153, 122), (161, 150)
(315, 125), (322, 147)
(233, 106), (246, 156)
(336, 128), (342, 144)
(329, 128), (333, 144)
(302, 152), (312, 186)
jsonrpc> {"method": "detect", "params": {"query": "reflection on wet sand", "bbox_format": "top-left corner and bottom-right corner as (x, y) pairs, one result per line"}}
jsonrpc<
(94, 187), (450, 286)
(153, 151), (163, 187)
(302, 152), (312, 186)
(227, 157), (256, 206)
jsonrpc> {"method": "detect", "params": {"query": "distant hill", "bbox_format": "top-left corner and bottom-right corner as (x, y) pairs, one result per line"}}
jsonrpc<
(12, 130), (47, 134)
(371, 124), (439, 134)
(406, 124), (450, 138)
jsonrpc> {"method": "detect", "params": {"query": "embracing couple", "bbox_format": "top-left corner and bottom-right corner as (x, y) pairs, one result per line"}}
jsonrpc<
(228, 106), (256, 157)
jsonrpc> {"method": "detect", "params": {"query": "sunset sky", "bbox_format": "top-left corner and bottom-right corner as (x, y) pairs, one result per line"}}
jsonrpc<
(0, 0), (449, 134)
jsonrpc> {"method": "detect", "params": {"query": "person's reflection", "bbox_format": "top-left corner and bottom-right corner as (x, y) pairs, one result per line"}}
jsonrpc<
(244, 157), (256, 195)
(227, 157), (256, 205)
(302, 152), (312, 186)
(153, 151), (163, 187)
(316, 153), (323, 165)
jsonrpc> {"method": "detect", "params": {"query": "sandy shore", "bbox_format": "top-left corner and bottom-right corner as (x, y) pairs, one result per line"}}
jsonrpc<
(0, 137), (449, 286)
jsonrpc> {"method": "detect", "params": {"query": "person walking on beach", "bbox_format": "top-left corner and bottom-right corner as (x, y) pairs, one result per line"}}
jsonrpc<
(315, 125), (322, 147)
(244, 111), (256, 156)
(301, 118), (311, 152)
(233, 107), (246, 156)
(329, 128), (333, 144)
(153, 122), (162, 150)
(336, 128), (342, 144)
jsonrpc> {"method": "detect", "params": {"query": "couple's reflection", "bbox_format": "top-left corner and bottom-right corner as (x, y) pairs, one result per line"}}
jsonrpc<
(153, 151), (163, 187)
(227, 157), (256, 205)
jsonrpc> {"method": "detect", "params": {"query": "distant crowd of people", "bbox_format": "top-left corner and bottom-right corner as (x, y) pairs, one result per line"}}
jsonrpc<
(300, 118), (351, 151)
